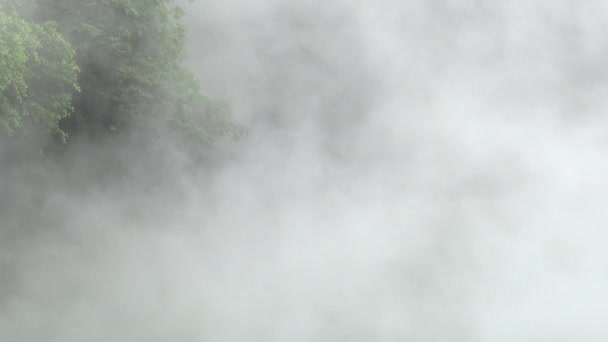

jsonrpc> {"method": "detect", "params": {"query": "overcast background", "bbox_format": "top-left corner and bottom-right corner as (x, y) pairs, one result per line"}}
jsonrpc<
(2, 0), (608, 340)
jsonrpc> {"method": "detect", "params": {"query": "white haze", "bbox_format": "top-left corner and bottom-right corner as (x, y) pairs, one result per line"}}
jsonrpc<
(2, 0), (608, 340)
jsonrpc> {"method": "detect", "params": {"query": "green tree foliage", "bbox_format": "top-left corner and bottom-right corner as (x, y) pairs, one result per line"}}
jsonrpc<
(0, 0), (239, 147)
(0, 4), (79, 141)
(33, 0), (239, 144)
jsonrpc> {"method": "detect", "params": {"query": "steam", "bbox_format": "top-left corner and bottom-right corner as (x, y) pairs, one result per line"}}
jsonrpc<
(2, 0), (608, 340)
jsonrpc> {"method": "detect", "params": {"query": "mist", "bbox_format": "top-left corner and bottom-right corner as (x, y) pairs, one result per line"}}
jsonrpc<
(2, 0), (608, 340)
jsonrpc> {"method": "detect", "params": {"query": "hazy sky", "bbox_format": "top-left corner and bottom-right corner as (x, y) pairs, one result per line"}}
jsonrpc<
(2, 0), (608, 340)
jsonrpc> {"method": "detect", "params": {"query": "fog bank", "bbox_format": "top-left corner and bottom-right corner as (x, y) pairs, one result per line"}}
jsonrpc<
(2, 0), (608, 340)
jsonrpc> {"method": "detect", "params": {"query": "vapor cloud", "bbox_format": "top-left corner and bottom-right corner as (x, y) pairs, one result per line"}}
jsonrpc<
(2, 0), (608, 340)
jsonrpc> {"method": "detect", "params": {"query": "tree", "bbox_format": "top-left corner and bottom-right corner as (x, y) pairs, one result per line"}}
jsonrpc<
(32, 0), (239, 145)
(0, 4), (79, 141)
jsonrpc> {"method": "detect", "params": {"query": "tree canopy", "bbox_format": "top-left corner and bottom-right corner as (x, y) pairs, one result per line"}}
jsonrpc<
(0, 0), (238, 147)
(0, 4), (79, 141)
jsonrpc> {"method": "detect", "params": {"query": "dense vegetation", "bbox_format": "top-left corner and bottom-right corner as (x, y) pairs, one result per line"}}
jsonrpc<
(0, 0), (238, 148)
